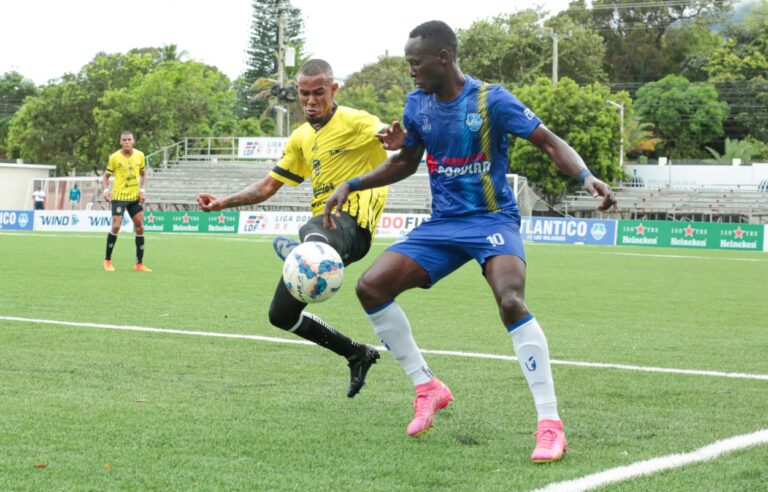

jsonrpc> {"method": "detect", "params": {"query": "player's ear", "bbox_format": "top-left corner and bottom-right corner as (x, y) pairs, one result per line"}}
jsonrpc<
(331, 81), (339, 96)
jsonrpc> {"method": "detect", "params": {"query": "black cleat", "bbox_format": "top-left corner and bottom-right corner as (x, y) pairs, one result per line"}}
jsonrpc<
(347, 345), (380, 398)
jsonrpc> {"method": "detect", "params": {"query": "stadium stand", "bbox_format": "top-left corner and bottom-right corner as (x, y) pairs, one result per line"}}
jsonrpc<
(563, 186), (768, 224)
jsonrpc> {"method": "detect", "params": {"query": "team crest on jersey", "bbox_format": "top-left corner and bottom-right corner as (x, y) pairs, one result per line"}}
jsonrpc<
(422, 115), (432, 133)
(524, 108), (536, 120)
(312, 159), (321, 176)
(466, 113), (482, 132)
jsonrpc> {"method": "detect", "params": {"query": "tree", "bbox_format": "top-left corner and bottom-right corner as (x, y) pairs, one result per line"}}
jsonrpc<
(93, 61), (235, 160)
(243, 0), (305, 118)
(634, 74), (729, 157)
(159, 44), (189, 62)
(509, 77), (628, 203)
(585, 0), (731, 84)
(702, 3), (768, 143)
(0, 72), (37, 157)
(337, 56), (411, 124)
(705, 137), (757, 162)
(7, 53), (237, 173)
(458, 9), (606, 85)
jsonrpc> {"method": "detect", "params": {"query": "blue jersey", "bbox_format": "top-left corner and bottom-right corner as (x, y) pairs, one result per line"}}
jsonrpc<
(402, 76), (541, 219)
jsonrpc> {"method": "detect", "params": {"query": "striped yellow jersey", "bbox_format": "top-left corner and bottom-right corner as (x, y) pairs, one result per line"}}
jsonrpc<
(269, 106), (388, 235)
(106, 149), (145, 201)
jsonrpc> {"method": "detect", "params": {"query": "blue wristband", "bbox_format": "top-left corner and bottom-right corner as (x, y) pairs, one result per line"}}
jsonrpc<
(578, 169), (593, 184)
(346, 177), (362, 191)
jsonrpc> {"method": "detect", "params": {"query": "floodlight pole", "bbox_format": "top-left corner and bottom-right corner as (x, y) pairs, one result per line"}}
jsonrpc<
(548, 29), (572, 85)
(276, 7), (286, 137)
(607, 100), (624, 168)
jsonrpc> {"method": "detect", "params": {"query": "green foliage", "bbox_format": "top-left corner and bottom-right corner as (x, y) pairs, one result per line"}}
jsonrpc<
(6, 52), (156, 173)
(705, 137), (757, 162)
(0, 72), (38, 157)
(6, 52), (236, 174)
(635, 75), (729, 157)
(93, 61), (235, 159)
(458, 9), (606, 85)
(337, 56), (411, 123)
(243, 0), (305, 118)
(744, 135), (768, 159)
(584, 0), (730, 83)
(509, 78), (628, 203)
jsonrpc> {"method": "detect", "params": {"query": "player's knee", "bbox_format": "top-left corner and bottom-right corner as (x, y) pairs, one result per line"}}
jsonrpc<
(355, 271), (384, 308)
(268, 304), (301, 331)
(499, 290), (527, 319)
(135, 224), (144, 235)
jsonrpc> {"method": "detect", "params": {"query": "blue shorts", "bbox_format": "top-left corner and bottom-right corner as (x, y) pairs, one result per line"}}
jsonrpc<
(386, 209), (525, 287)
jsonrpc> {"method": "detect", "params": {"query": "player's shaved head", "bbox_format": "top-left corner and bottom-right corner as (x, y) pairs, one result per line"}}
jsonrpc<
(409, 20), (458, 59)
(298, 59), (334, 80)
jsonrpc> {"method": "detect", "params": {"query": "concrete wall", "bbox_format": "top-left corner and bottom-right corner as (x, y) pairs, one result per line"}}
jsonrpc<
(625, 163), (768, 189)
(0, 163), (56, 209)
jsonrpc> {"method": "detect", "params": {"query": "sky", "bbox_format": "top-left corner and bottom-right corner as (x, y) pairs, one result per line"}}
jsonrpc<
(2, 0), (573, 86)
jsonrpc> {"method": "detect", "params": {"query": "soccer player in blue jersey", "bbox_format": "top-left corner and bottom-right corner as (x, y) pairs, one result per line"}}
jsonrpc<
(324, 20), (616, 462)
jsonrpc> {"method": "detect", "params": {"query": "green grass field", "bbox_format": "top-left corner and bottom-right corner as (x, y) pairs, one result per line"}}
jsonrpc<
(0, 231), (766, 491)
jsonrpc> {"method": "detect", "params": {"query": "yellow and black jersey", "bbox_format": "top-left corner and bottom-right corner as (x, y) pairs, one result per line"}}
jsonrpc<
(106, 149), (145, 201)
(269, 106), (388, 235)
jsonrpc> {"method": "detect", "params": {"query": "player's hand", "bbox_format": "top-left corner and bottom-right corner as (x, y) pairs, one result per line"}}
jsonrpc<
(102, 189), (111, 202)
(584, 176), (617, 211)
(322, 184), (351, 230)
(139, 189), (145, 204)
(375, 121), (406, 151)
(196, 192), (222, 212)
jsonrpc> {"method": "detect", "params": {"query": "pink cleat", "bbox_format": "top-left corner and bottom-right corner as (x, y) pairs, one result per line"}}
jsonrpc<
(531, 419), (567, 463)
(406, 378), (454, 437)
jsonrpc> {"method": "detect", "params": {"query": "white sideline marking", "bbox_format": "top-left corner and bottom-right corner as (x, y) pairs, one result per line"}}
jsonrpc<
(533, 429), (768, 492)
(2, 316), (767, 381)
(609, 251), (767, 262)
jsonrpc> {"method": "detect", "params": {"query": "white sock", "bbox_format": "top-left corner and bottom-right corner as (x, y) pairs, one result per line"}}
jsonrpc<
(509, 315), (560, 421)
(367, 301), (433, 385)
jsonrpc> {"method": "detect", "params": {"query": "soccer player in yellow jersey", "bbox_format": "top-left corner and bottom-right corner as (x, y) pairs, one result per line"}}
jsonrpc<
(101, 131), (152, 272)
(196, 59), (403, 398)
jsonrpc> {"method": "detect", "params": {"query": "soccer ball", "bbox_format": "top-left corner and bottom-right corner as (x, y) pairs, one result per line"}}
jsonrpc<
(282, 242), (344, 303)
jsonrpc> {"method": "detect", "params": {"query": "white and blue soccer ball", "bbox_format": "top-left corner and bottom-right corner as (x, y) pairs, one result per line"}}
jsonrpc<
(282, 242), (344, 303)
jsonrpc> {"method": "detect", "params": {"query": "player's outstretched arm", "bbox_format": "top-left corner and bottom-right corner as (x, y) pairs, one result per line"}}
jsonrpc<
(583, 176), (617, 211)
(196, 192), (222, 212)
(323, 144), (424, 229)
(196, 176), (284, 213)
(528, 125), (617, 211)
(376, 121), (406, 151)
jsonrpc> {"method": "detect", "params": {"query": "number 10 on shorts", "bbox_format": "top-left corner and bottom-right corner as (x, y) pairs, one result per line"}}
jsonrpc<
(487, 233), (505, 247)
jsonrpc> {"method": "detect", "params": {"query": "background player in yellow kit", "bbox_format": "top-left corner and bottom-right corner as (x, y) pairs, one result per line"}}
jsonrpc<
(102, 131), (151, 272)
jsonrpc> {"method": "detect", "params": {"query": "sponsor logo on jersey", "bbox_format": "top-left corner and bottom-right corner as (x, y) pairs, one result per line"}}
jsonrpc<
(426, 152), (491, 177)
(312, 182), (335, 197)
(465, 113), (482, 132)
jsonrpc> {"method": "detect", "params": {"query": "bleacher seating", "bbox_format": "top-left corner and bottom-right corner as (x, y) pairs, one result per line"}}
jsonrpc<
(95, 159), (434, 213)
(563, 186), (768, 224)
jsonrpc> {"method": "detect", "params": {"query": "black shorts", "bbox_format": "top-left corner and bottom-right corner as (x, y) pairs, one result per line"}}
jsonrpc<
(111, 200), (143, 218)
(299, 213), (371, 266)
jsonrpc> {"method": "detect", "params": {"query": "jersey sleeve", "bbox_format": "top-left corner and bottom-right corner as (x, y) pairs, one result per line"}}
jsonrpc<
(139, 152), (146, 172)
(269, 134), (308, 187)
(490, 86), (542, 139)
(402, 94), (424, 148)
(106, 154), (115, 175)
(355, 111), (387, 140)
